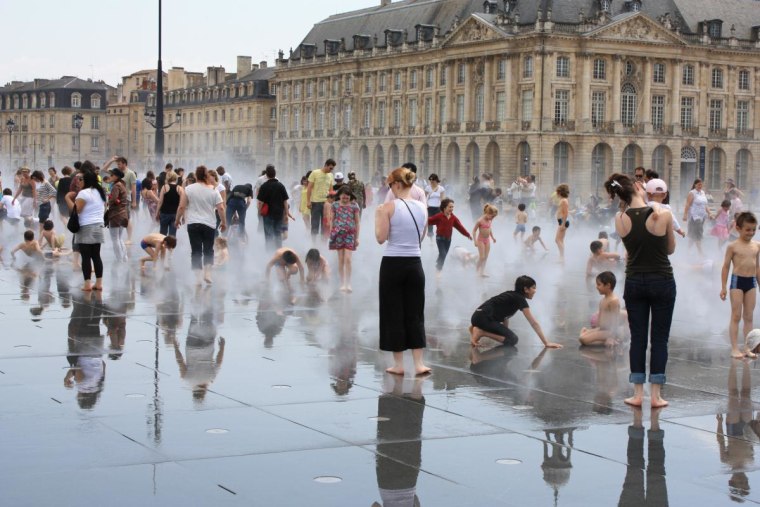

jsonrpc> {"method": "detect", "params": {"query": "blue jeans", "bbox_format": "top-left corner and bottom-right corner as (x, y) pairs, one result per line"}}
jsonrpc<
(435, 236), (451, 271)
(623, 274), (677, 385)
(226, 198), (248, 239)
(159, 213), (177, 236)
(263, 215), (283, 251)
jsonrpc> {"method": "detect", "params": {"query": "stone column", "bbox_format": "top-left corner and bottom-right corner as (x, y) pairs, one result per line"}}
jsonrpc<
(671, 59), (682, 135)
(726, 65), (735, 136)
(532, 52), (543, 129)
(505, 55), (514, 129)
(463, 59), (472, 122)
(698, 62), (709, 136)
(641, 58), (652, 133)
(483, 57), (493, 123)
(612, 56), (622, 132)
(445, 62), (453, 125)
(579, 53), (591, 131)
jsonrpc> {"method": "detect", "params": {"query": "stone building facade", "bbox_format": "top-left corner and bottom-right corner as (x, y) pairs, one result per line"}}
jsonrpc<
(274, 0), (760, 200)
(142, 57), (276, 177)
(0, 77), (114, 171)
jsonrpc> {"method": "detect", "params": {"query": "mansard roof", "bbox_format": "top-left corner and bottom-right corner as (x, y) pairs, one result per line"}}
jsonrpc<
(1, 76), (110, 93)
(291, 0), (759, 58)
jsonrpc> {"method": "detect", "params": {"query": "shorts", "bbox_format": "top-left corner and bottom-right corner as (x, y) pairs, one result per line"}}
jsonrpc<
(514, 224), (526, 233)
(730, 274), (757, 293)
(140, 240), (150, 250)
(470, 309), (518, 346)
(557, 218), (570, 228)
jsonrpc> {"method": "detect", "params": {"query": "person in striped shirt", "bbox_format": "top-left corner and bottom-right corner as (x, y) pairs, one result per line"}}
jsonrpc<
(31, 170), (57, 235)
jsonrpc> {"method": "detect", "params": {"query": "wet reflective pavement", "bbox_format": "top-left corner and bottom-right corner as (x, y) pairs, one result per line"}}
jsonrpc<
(1, 247), (757, 506)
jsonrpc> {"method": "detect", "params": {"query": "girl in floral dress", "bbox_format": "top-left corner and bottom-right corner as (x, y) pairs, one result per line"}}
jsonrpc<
(328, 186), (361, 292)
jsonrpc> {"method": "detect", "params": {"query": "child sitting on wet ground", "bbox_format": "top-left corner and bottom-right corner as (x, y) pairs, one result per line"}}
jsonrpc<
(11, 230), (43, 262)
(586, 240), (622, 277)
(39, 220), (68, 259)
(139, 233), (177, 273)
(266, 247), (305, 290)
(213, 237), (229, 267)
(305, 248), (329, 284)
(469, 275), (563, 349)
(580, 271), (628, 346)
(720, 211), (760, 359)
(523, 226), (548, 253)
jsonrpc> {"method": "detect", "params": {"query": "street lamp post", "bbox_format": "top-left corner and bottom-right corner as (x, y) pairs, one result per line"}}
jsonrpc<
(145, 109), (181, 168)
(73, 113), (84, 161)
(176, 111), (182, 167)
(6, 118), (16, 171)
(153, 0), (166, 167)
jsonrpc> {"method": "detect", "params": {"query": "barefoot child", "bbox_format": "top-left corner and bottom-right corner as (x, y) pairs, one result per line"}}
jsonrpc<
(11, 230), (43, 262)
(472, 204), (497, 277)
(213, 237), (229, 267)
(427, 198), (471, 273)
(586, 240), (622, 277)
(555, 184), (570, 259)
(38, 220), (67, 259)
(513, 203), (528, 242)
(720, 212), (760, 359)
(469, 275), (563, 349)
(328, 186), (360, 292)
(266, 247), (305, 290)
(524, 226), (548, 253)
(711, 199), (732, 250)
(597, 231), (610, 251)
(580, 271), (626, 346)
(305, 248), (329, 283)
(139, 233), (177, 273)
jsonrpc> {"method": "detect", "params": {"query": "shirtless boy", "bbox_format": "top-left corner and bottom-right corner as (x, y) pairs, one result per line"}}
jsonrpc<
(524, 226), (548, 253)
(579, 271), (626, 346)
(266, 247), (305, 290)
(11, 230), (43, 262)
(513, 203), (528, 242)
(139, 233), (177, 273)
(586, 240), (622, 276)
(720, 212), (760, 359)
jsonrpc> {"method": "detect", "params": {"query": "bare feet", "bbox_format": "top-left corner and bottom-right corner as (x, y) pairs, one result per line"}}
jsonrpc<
(204, 276), (213, 285)
(345, 286), (352, 293)
(415, 365), (432, 375)
(81, 284), (92, 292)
(339, 286), (347, 292)
(385, 366), (404, 375)
(745, 349), (757, 359)
(651, 397), (669, 408)
(732, 349), (745, 359)
(624, 396), (643, 407)
(93, 285), (103, 291)
(469, 325), (481, 347)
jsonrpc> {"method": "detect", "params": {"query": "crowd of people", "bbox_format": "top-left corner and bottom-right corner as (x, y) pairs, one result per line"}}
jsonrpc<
(2, 153), (758, 410)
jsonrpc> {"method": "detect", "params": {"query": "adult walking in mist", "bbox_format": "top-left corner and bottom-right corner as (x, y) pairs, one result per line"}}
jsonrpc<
(682, 178), (713, 257)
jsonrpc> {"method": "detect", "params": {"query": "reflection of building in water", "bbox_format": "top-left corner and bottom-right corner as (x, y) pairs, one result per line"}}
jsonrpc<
(541, 428), (575, 505)
(375, 379), (425, 507)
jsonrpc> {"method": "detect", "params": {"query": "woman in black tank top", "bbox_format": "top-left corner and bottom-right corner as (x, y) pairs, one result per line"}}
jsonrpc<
(156, 172), (183, 237)
(605, 173), (676, 409)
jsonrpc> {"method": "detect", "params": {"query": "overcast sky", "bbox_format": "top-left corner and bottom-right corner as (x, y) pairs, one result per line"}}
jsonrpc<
(2, 0), (379, 86)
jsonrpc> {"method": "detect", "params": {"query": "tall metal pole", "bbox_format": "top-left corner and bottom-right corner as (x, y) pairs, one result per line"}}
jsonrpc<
(178, 113), (182, 167)
(154, 0), (165, 169)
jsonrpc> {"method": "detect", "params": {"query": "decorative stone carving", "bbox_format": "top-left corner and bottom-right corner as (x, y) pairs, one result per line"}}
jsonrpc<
(592, 16), (684, 45)
(446, 19), (501, 45)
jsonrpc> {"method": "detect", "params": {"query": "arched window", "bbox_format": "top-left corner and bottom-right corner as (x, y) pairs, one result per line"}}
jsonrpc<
(13, 95), (19, 109)
(474, 85), (484, 122)
(40, 93), (46, 108)
(49, 93), (55, 108)
(621, 84), (637, 126)
(592, 143), (611, 189)
(22, 95), (28, 109)
(681, 146), (697, 162)
(736, 149), (751, 189)
(622, 144), (640, 173)
(553, 142), (570, 185)
(30, 94), (37, 108)
(90, 94), (101, 109)
(707, 148), (724, 190)
(71, 93), (81, 108)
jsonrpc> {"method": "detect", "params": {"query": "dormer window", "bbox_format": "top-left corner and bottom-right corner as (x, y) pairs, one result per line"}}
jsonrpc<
(384, 29), (404, 47)
(626, 0), (641, 12)
(708, 20), (723, 38)
(415, 24), (435, 42)
(600, 0), (611, 13)
(504, 0), (517, 13)
(353, 34), (371, 50)
(483, 0), (497, 14)
(324, 39), (340, 55)
(90, 94), (101, 109)
(71, 93), (81, 108)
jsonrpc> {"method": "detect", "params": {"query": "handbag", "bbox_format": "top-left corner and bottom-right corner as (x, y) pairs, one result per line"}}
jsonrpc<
(67, 205), (80, 233)
(103, 207), (111, 227)
(259, 202), (269, 216)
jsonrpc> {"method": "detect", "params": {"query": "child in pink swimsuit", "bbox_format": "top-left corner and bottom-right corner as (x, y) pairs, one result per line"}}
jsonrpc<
(472, 204), (498, 277)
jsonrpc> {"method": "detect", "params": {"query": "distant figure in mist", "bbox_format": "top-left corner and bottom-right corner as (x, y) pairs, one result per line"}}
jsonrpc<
(554, 183), (570, 260)
(375, 167), (430, 376)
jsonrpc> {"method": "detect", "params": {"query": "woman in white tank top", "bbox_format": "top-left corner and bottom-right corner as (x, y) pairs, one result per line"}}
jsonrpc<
(375, 168), (430, 376)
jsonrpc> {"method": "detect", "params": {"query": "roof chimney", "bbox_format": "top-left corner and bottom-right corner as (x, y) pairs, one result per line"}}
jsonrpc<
(381, 0), (390, 6)
(260, 61), (267, 69)
(237, 56), (252, 79)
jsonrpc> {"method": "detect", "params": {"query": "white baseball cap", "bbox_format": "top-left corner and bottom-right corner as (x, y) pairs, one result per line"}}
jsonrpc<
(645, 178), (668, 194)
(334, 172), (344, 180)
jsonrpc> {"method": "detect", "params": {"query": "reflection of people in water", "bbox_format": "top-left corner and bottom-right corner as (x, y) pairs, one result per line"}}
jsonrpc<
(618, 408), (669, 507)
(156, 272), (184, 345)
(716, 360), (756, 500)
(581, 347), (624, 415)
(256, 293), (288, 347)
(173, 303), (225, 405)
(373, 376), (425, 507)
(64, 292), (106, 409)
(541, 429), (575, 501)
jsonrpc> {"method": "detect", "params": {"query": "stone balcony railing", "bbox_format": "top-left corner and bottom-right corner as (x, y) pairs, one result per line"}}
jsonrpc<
(465, 121), (480, 133)
(327, 129), (335, 137)
(709, 128), (728, 139)
(592, 121), (614, 134)
(521, 121), (531, 131)
(301, 130), (311, 138)
(485, 121), (501, 131)
(359, 127), (370, 136)
(446, 121), (460, 133)
(373, 127), (385, 136)
(388, 126), (400, 136)
(407, 126), (416, 135)
(553, 120), (575, 132)
(682, 125), (699, 136)
(652, 125), (674, 136)
(737, 129), (755, 140)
